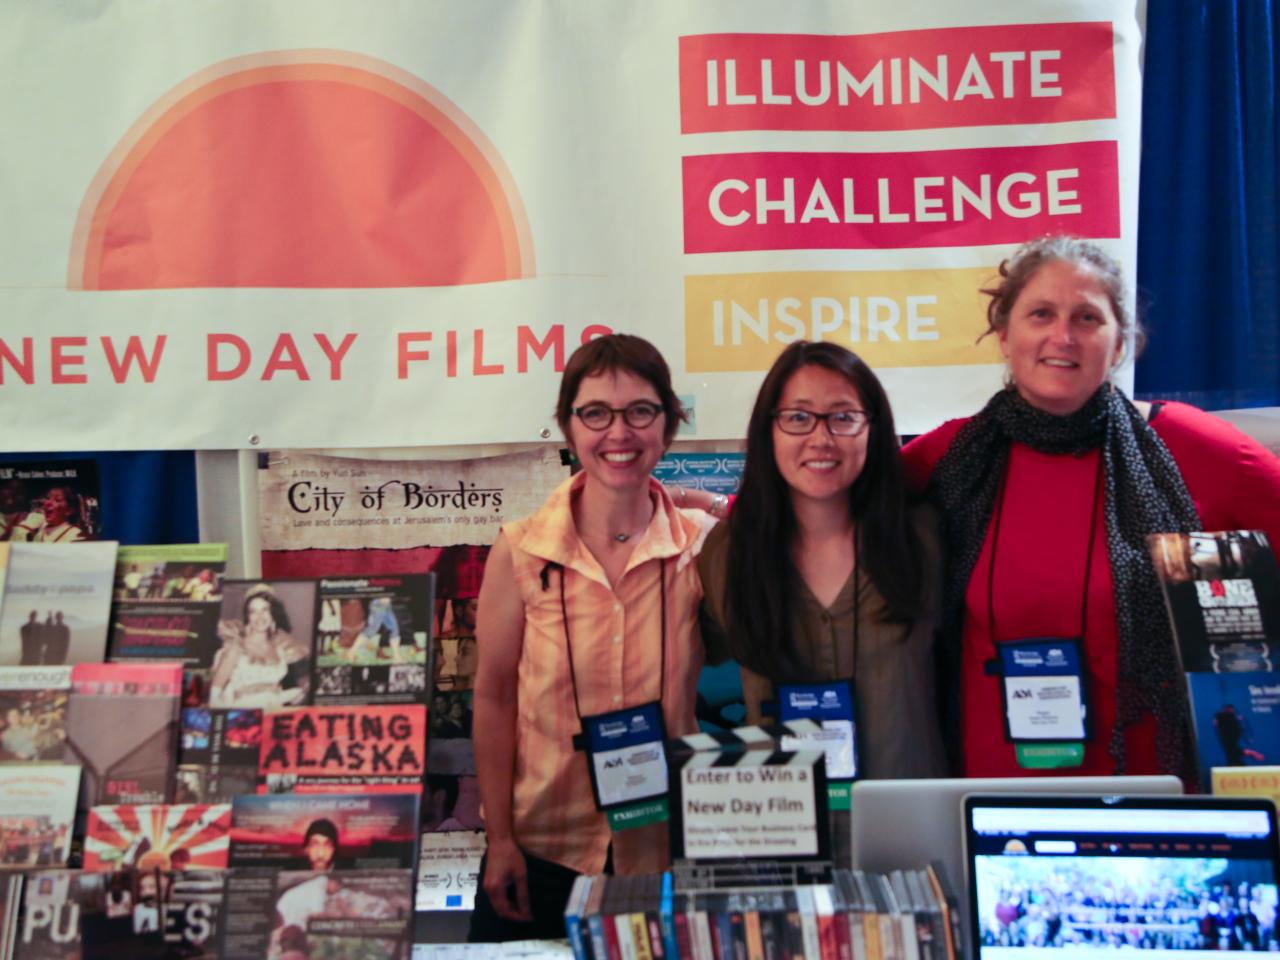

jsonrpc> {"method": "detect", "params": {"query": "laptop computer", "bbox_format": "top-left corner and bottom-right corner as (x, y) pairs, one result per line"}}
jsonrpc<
(964, 794), (1280, 958)
(850, 776), (1182, 883)
(850, 776), (1183, 960)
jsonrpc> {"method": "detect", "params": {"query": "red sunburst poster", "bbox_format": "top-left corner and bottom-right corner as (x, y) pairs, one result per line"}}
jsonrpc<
(83, 803), (230, 871)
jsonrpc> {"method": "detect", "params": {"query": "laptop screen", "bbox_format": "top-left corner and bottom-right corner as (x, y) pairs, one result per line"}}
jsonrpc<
(965, 795), (1280, 958)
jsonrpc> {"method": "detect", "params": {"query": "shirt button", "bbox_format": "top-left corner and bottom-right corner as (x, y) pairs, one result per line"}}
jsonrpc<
(613, 695), (622, 704)
(613, 603), (623, 614)
(613, 635), (623, 644)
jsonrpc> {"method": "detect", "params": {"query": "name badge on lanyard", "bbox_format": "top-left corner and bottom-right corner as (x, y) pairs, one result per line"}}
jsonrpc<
(554, 559), (673, 831)
(777, 680), (857, 809)
(995, 637), (1089, 769)
(985, 457), (1103, 771)
(575, 701), (670, 829)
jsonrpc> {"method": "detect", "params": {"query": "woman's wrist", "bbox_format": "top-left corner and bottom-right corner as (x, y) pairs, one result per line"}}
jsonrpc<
(484, 827), (519, 848)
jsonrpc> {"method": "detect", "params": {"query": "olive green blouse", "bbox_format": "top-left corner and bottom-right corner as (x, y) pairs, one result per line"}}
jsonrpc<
(697, 505), (949, 780)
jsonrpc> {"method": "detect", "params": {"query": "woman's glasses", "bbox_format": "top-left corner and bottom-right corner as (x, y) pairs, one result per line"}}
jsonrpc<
(773, 408), (871, 437)
(571, 400), (664, 431)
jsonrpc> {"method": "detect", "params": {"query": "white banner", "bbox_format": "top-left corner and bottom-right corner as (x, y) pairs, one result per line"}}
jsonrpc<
(0, 1), (1143, 450)
(255, 447), (566, 577)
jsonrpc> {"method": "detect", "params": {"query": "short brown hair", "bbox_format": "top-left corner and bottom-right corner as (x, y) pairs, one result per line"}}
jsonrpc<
(980, 236), (1145, 360)
(555, 334), (687, 446)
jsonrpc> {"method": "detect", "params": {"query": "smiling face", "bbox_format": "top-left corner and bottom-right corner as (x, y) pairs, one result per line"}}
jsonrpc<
(999, 259), (1124, 416)
(41, 488), (70, 526)
(566, 369), (667, 495)
(771, 364), (868, 513)
(246, 596), (275, 635)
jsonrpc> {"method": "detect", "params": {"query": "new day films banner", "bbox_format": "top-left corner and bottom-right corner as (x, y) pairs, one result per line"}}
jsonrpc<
(0, 1), (1141, 450)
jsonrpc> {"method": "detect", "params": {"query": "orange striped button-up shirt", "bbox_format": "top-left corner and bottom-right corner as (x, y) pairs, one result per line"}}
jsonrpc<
(504, 474), (712, 875)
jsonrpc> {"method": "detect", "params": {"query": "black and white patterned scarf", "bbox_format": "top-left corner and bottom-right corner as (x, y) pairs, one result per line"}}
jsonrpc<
(930, 385), (1201, 782)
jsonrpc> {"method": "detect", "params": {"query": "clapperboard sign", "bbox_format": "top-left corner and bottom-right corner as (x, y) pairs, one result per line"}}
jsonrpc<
(667, 722), (829, 863)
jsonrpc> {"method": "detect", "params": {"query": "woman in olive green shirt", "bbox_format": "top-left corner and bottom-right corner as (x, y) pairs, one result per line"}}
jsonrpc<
(698, 342), (948, 860)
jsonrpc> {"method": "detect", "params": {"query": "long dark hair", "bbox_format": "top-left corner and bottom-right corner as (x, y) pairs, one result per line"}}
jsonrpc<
(242, 584), (292, 636)
(724, 342), (924, 682)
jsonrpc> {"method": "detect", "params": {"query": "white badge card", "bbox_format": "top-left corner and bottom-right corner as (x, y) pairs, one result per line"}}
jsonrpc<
(581, 701), (668, 810)
(999, 639), (1088, 742)
(776, 681), (857, 780)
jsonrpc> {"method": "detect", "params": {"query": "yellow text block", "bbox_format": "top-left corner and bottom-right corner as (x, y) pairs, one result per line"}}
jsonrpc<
(685, 268), (1003, 372)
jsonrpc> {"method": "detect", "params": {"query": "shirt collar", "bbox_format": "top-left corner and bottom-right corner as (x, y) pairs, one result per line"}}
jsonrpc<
(515, 473), (702, 586)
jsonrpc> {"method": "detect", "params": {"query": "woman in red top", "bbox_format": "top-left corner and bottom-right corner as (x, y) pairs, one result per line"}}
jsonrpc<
(901, 237), (1280, 783)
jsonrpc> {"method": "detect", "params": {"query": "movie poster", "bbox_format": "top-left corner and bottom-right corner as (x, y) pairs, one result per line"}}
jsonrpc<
(156, 870), (224, 959)
(176, 707), (263, 803)
(16, 870), (100, 960)
(108, 544), (227, 704)
(0, 666), (72, 762)
(89, 871), (225, 960)
(259, 705), (427, 794)
(257, 449), (566, 577)
(211, 580), (317, 711)
(18, 868), (225, 960)
(0, 542), (119, 666)
(652, 452), (743, 497)
(415, 832), (484, 912)
(313, 574), (434, 706)
(222, 869), (413, 960)
(427, 548), (483, 783)
(65, 662), (182, 807)
(0, 875), (20, 960)
(423, 774), (483, 834)
(229, 793), (420, 871)
(1148, 530), (1280, 672)
(1188, 673), (1280, 789)
(83, 804), (231, 871)
(0, 766), (80, 870)
(0, 461), (101, 543)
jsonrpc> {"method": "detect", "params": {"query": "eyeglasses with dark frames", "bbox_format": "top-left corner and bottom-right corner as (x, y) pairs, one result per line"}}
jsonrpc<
(773, 408), (872, 437)
(571, 400), (664, 431)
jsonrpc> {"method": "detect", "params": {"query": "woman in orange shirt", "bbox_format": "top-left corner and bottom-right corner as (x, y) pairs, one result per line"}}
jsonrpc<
(471, 334), (713, 941)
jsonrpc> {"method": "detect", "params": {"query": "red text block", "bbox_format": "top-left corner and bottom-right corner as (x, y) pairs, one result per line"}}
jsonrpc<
(680, 23), (1116, 132)
(682, 141), (1119, 253)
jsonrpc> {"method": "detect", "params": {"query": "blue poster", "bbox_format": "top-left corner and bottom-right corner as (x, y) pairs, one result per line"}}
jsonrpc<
(1188, 672), (1280, 787)
(652, 453), (743, 495)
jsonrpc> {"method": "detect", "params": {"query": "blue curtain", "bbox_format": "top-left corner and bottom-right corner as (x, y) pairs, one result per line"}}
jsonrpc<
(0, 451), (198, 546)
(1136, 0), (1280, 408)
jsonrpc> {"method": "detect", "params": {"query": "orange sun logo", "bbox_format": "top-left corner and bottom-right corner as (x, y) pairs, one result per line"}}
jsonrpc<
(70, 50), (534, 290)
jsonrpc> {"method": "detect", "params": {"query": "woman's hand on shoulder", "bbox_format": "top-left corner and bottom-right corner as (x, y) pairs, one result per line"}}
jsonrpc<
(899, 418), (970, 495)
(671, 485), (732, 519)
